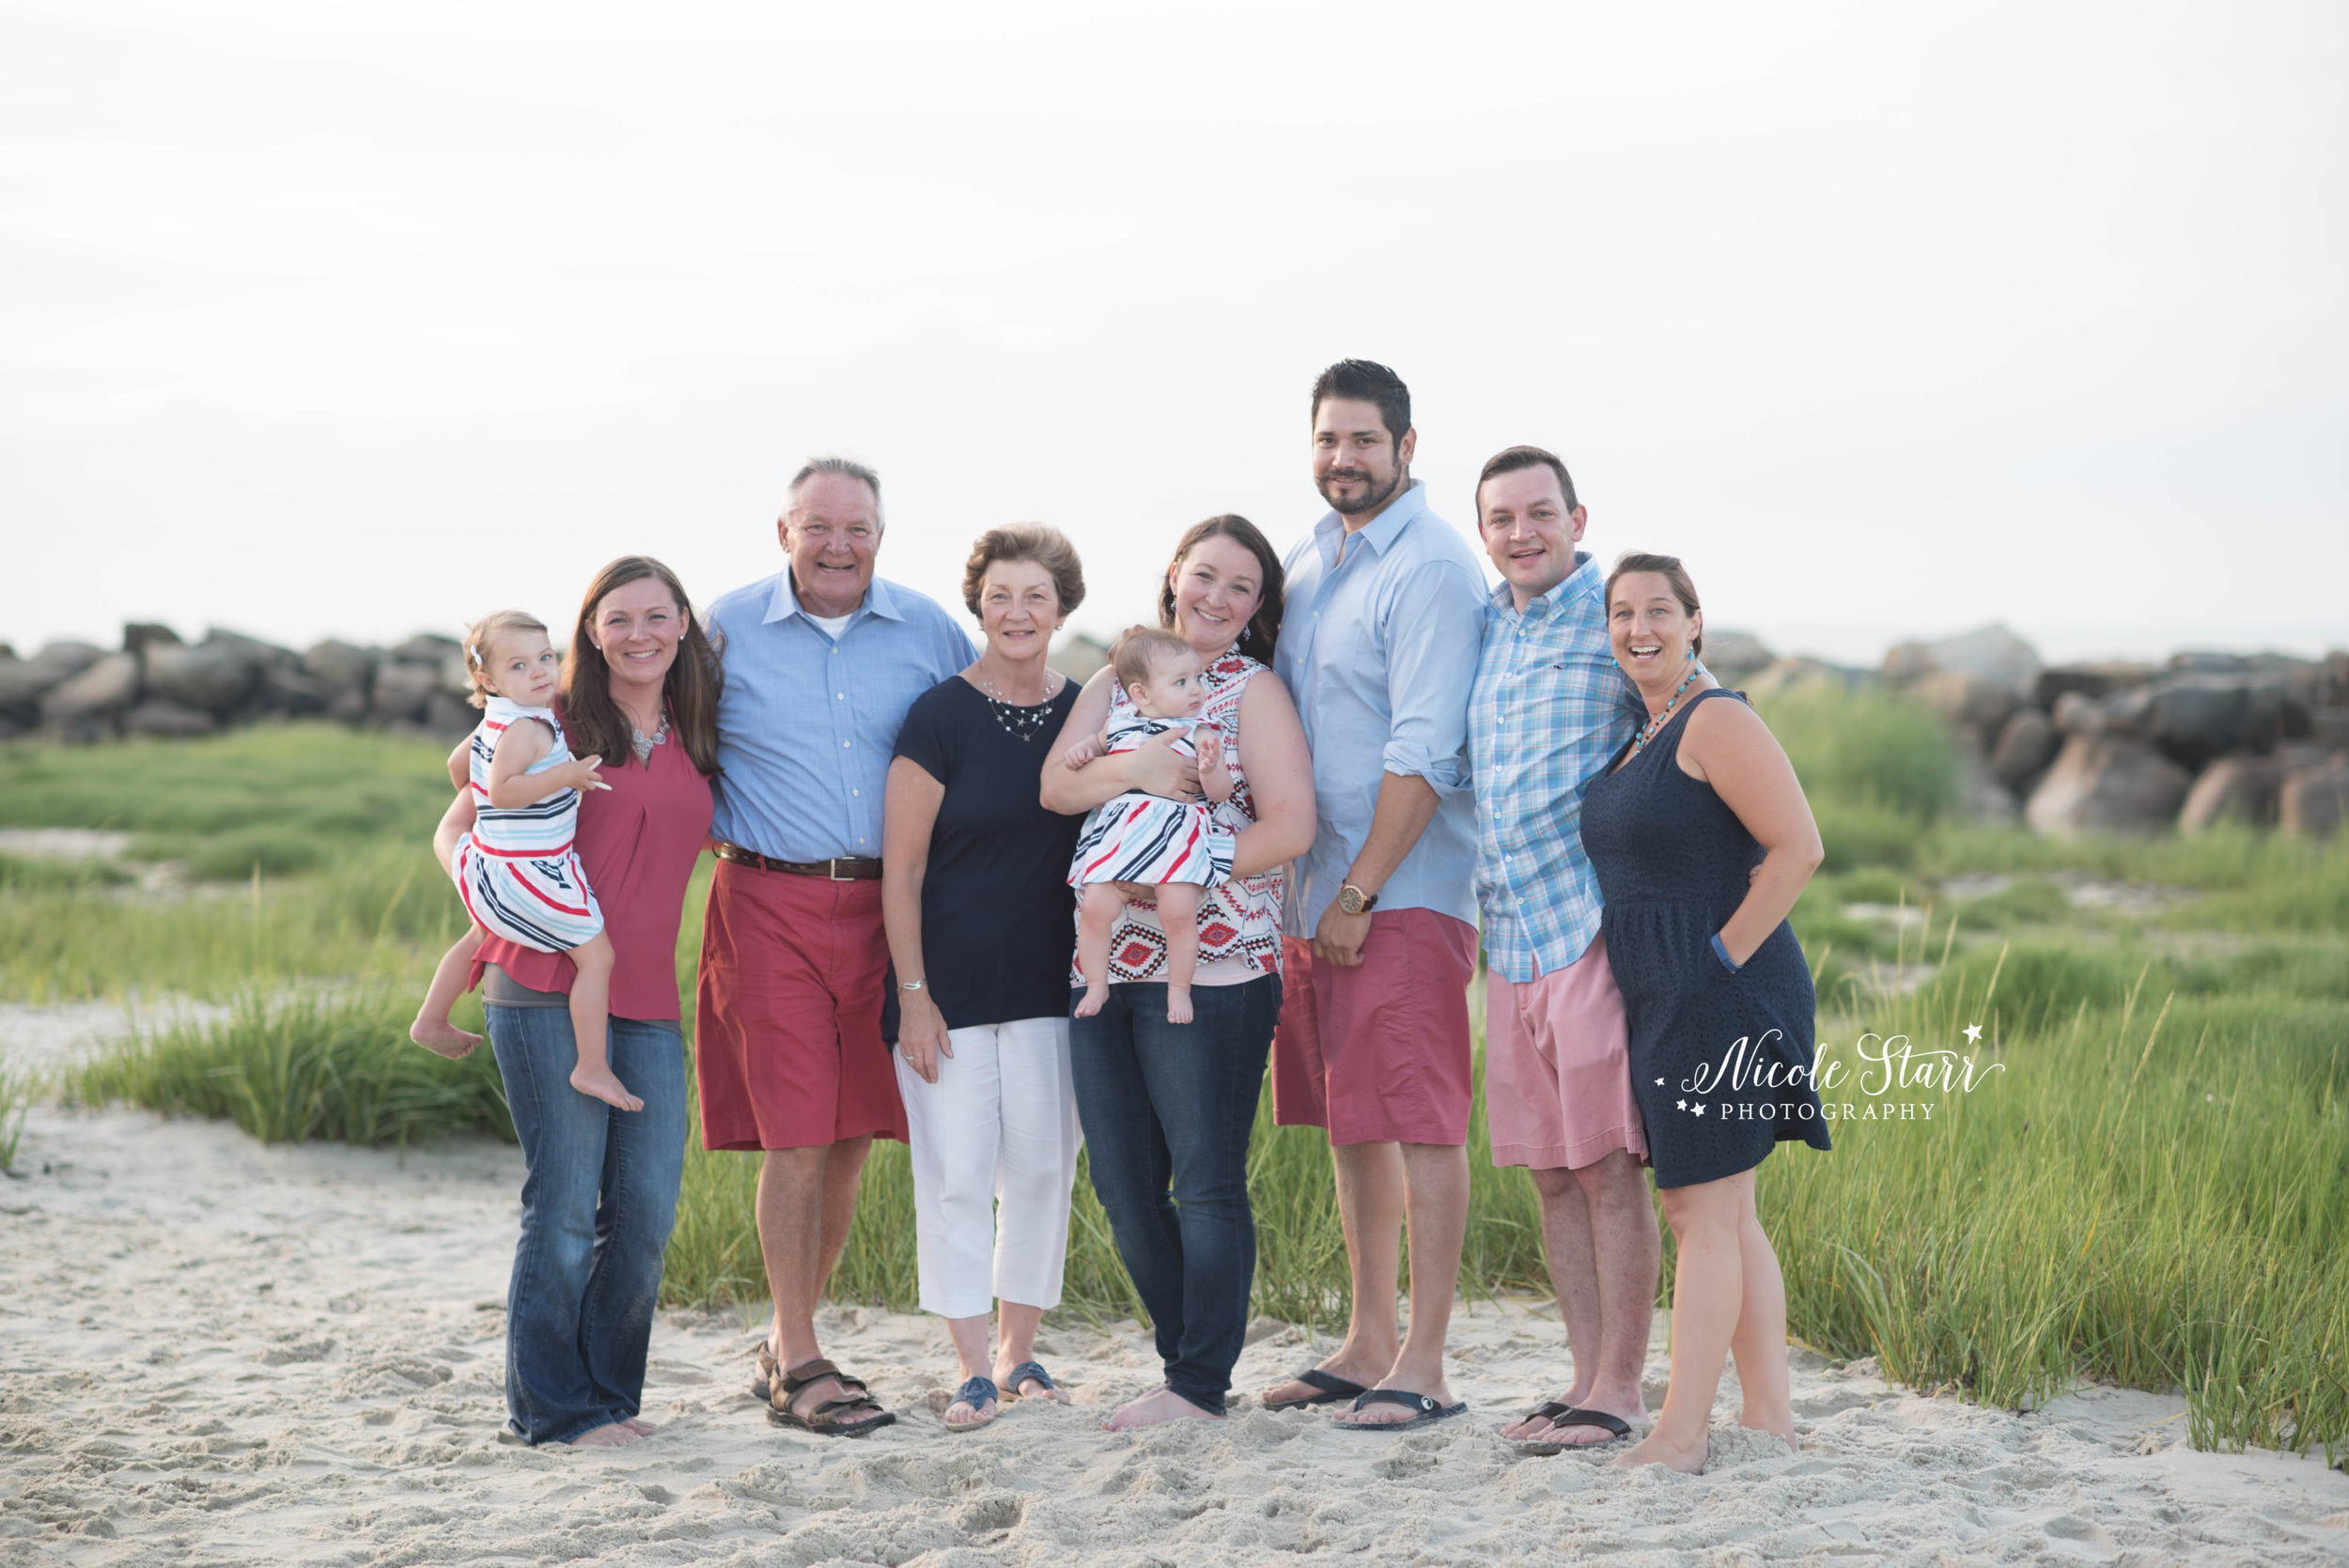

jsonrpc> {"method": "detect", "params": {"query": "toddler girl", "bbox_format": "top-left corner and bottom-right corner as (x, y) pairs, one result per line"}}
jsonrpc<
(1066, 628), (1237, 1024)
(409, 611), (640, 1112)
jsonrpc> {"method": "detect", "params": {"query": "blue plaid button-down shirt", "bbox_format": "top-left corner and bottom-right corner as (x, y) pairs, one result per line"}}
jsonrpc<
(1469, 551), (1647, 981)
(705, 570), (974, 863)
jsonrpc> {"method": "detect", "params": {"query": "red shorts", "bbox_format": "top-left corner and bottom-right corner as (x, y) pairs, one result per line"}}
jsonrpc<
(693, 860), (907, 1152)
(1271, 908), (1478, 1146)
(1485, 934), (1648, 1172)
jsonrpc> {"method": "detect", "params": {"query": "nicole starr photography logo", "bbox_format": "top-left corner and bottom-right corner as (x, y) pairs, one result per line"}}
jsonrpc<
(1662, 1024), (2005, 1124)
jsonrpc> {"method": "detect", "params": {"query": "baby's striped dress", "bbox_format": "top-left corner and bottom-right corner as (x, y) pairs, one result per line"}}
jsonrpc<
(448, 696), (605, 952)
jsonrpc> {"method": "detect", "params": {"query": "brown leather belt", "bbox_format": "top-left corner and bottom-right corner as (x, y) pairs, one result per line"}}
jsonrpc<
(711, 841), (881, 880)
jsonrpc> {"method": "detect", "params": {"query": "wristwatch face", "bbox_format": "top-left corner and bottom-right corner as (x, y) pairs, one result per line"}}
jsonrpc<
(1339, 885), (1367, 915)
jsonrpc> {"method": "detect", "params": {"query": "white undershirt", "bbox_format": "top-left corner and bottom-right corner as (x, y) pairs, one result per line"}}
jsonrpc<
(804, 611), (854, 639)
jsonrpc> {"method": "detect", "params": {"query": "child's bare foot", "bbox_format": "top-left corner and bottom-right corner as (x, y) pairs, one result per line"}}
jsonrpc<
(410, 1018), (481, 1058)
(1166, 987), (1194, 1024)
(1074, 986), (1108, 1019)
(570, 1063), (644, 1112)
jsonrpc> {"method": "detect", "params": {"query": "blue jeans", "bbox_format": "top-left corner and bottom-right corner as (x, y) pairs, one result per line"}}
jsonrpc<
(1068, 976), (1280, 1416)
(486, 1008), (688, 1446)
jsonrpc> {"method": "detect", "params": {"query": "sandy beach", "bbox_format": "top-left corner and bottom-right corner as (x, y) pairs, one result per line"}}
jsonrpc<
(4, 1003), (2346, 1567)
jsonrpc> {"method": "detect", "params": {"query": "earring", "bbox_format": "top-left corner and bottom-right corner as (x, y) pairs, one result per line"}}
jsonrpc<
(1240, 625), (1252, 644)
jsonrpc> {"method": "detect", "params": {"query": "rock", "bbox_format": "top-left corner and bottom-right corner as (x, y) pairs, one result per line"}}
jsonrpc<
(390, 632), (461, 666)
(0, 641), (103, 717)
(39, 651), (141, 723)
(1745, 657), (1875, 697)
(2179, 756), (2282, 833)
(301, 640), (378, 696)
(1888, 623), (2041, 693)
(2024, 735), (2194, 837)
(1700, 630), (1775, 682)
(1913, 670), (2023, 733)
(1952, 726), (2020, 822)
(438, 653), (474, 699)
(201, 628), (300, 673)
(422, 693), (479, 737)
(142, 641), (258, 713)
(255, 667), (335, 716)
(122, 623), (182, 657)
(2108, 674), (2296, 769)
(1990, 707), (2060, 791)
(2310, 706), (2349, 751)
(368, 663), (440, 724)
(2279, 757), (2349, 839)
(119, 698), (217, 737)
(326, 686), (371, 722)
(2032, 661), (2157, 708)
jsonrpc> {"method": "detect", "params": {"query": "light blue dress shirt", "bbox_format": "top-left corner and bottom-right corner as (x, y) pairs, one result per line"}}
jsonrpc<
(1274, 480), (1486, 936)
(1470, 553), (1649, 981)
(705, 570), (974, 863)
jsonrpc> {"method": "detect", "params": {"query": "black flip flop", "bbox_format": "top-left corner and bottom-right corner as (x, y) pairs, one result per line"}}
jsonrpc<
(1335, 1389), (1468, 1431)
(1506, 1403), (1633, 1450)
(1263, 1367), (1369, 1412)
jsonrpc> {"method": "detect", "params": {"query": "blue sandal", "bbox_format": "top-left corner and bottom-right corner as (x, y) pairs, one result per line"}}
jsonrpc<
(946, 1374), (999, 1432)
(1000, 1360), (1058, 1402)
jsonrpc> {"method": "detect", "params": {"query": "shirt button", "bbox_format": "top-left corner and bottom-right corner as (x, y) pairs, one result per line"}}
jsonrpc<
(852, 789), (860, 797)
(843, 741), (850, 748)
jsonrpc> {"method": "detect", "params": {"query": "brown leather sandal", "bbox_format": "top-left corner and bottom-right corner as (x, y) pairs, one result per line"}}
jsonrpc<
(768, 1357), (895, 1438)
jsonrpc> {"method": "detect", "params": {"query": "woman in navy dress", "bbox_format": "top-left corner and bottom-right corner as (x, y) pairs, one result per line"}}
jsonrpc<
(1579, 552), (1830, 1474)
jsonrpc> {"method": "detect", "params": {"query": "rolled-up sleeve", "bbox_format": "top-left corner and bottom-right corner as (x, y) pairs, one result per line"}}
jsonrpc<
(1378, 560), (1485, 796)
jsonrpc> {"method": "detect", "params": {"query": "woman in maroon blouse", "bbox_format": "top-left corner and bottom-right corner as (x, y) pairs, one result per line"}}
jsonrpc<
(469, 555), (720, 1448)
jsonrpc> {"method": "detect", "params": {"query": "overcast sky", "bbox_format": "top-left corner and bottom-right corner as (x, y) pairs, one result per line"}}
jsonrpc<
(4, 0), (2342, 667)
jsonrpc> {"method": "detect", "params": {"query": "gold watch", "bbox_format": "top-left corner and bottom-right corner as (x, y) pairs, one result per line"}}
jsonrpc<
(1337, 882), (1378, 916)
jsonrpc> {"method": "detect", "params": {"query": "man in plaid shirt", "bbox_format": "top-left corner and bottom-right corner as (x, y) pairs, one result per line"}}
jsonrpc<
(1468, 445), (1663, 1452)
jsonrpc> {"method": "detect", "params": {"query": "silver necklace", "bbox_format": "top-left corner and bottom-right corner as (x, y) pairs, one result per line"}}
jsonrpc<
(974, 669), (1064, 742)
(629, 708), (669, 763)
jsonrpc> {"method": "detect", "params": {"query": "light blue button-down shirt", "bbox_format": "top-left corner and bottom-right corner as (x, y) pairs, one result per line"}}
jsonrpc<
(705, 570), (974, 862)
(1274, 480), (1486, 935)
(1470, 552), (1649, 981)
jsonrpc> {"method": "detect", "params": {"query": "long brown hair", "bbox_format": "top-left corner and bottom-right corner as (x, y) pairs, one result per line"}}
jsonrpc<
(562, 556), (723, 775)
(1156, 514), (1286, 660)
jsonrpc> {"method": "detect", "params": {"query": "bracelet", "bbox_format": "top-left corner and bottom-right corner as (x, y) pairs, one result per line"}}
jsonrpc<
(898, 978), (927, 992)
(1709, 933), (1743, 974)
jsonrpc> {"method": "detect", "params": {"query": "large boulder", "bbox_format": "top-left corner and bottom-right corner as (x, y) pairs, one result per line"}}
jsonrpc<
(390, 632), (462, 666)
(2032, 660), (2156, 708)
(119, 698), (217, 737)
(1886, 623), (2042, 694)
(1990, 707), (2060, 792)
(2025, 735), (2194, 837)
(0, 640), (103, 718)
(1700, 630), (1775, 683)
(1913, 670), (2024, 733)
(368, 663), (441, 724)
(2108, 673), (2298, 768)
(2280, 757), (2349, 839)
(302, 639), (378, 696)
(2178, 756), (2282, 832)
(255, 666), (335, 716)
(39, 650), (140, 724)
(142, 640), (258, 713)
(121, 623), (182, 658)
(1745, 657), (1874, 697)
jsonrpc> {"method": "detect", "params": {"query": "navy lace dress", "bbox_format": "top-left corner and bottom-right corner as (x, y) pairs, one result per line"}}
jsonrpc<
(1579, 687), (1831, 1188)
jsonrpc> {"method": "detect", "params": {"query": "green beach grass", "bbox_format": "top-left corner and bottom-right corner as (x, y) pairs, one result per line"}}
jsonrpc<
(11, 708), (2345, 1465)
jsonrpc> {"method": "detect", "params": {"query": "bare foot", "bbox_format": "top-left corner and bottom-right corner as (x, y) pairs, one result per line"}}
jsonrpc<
(410, 1019), (481, 1058)
(1739, 1415), (1798, 1452)
(567, 1422), (641, 1448)
(1332, 1378), (1460, 1429)
(1497, 1386), (1590, 1442)
(620, 1418), (655, 1436)
(944, 1385), (999, 1430)
(1259, 1353), (1392, 1411)
(1074, 986), (1108, 1019)
(997, 1365), (1069, 1404)
(1609, 1424), (1708, 1473)
(1102, 1386), (1221, 1431)
(570, 1063), (644, 1112)
(1166, 987), (1194, 1024)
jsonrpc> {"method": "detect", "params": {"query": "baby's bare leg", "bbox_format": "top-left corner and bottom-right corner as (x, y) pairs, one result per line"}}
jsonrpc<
(411, 924), (487, 1055)
(1074, 883), (1129, 1018)
(1155, 884), (1202, 1024)
(431, 793), (473, 872)
(564, 933), (640, 1112)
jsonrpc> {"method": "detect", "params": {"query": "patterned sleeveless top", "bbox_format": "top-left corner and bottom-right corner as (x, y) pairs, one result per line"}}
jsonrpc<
(1074, 650), (1286, 983)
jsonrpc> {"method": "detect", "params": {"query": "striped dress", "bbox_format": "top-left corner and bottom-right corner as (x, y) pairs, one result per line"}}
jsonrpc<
(449, 697), (606, 953)
(1066, 714), (1237, 890)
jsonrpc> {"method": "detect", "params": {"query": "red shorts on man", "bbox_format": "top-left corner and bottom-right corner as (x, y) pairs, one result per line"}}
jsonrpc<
(1270, 908), (1478, 1147)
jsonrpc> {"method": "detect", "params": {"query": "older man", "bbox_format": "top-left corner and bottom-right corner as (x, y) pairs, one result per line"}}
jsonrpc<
(698, 457), (974, 1437)
(1263, 360), (1488, 1430)
(1469, 445), (1662, 1451)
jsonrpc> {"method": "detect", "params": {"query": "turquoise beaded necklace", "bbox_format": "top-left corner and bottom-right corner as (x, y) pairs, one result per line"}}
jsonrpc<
(1626, 657), (1700, 759)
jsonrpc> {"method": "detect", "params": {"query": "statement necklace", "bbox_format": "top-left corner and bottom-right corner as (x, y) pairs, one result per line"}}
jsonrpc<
(630, 709), (670, 764)
(974, 669), (1064, 743)
(1626, 662), (1700, 759)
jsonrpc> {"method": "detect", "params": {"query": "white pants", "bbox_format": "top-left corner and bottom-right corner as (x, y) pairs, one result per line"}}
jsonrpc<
(893, 1015), (1083, 1320)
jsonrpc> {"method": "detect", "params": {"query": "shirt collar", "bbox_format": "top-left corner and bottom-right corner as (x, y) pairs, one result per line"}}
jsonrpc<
(1490, 549), (1603, 622)
(762, 570), (903, 625)
(1313, 478), (1430, 563)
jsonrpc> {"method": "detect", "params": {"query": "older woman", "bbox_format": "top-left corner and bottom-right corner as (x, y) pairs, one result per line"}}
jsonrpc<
(469, 555), (720, 1447)
(1038, 515), (1315, 1430)
(1578, 551), (1831, 1473)
(881, 525), (1088, 1432)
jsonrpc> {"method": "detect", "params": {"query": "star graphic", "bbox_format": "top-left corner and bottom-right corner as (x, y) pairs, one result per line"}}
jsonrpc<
(1963, 1023), (1983, 1046)
(1655, 1078), (1665, 1087)
(1676, 1099), (1688, 1111)
(1692, 1105), (1706, 1116)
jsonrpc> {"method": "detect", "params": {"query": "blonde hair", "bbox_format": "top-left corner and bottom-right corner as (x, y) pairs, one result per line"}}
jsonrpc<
(1112, 625), (1196, 695)
(462, 610), (551, 707)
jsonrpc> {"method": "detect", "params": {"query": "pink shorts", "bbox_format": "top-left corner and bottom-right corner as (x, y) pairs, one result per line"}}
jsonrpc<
(1485, 933), (1649, 1171)
(1271, 908), (1478, 1146)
